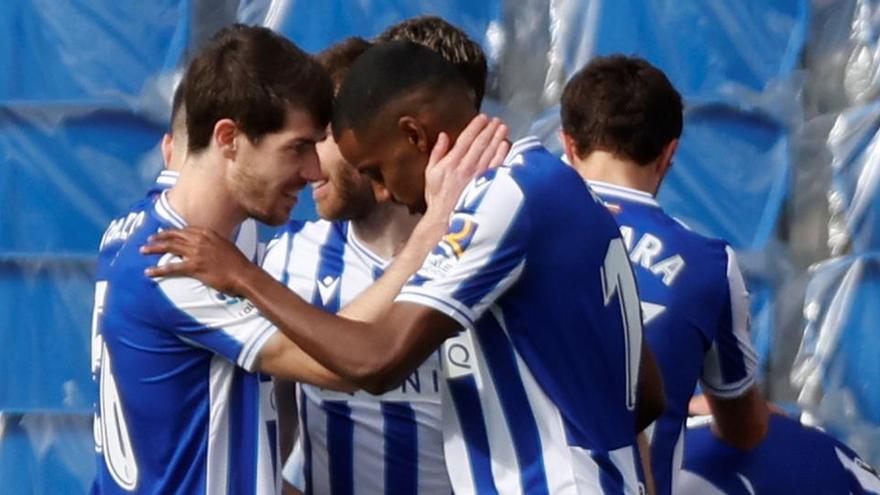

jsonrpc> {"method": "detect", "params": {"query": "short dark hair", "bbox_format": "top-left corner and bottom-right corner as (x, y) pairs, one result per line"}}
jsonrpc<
(376, 16), (487, 107)
(561, 55), (683, 165)
(316, 37), (372, 90)
(332, 41), (469, 138)
(182, 24), (333, 153)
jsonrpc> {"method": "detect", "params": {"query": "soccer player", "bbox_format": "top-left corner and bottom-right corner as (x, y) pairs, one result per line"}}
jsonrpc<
(91, 25), (359, 494)
(560, 54), (769, 495)
(146, 41), (663, 494)
(274, 18), (491, 495)
(680, 412), (880, 494)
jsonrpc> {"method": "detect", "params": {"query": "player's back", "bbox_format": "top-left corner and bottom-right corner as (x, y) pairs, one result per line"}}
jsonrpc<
(680, 414), (880, 494)
(92, 192), (278, 494)
(399, 137), (644, 494)
(589, 180), (758, 495)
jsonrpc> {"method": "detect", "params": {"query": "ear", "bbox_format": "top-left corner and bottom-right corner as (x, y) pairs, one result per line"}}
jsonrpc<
(370, 180), (392, 203)
(656, 139), (678, 177)
(160, 133), (173, 168)
(398, 116), (430, 154)
(560, 131), (579, 165)
(213, 119), (238, 160)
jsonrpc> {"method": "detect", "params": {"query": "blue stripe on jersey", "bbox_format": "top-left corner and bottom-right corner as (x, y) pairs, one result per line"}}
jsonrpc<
(241, 373), (260, 493)
(311, 223), (348, 313)
(475, 315), (550, 494)
(227, 372), (240, 492)
(591, 451), (625, 495)
(301, 392), (313, 494)
(457, 168), (497, 213)
(280, 221), (307, 286)
(450, 204), (527, 309)
(447, 376), (501, 495)
(325, 401), (354, 495)
(381, 403), (418, 495)
(264, 373), (278, 482)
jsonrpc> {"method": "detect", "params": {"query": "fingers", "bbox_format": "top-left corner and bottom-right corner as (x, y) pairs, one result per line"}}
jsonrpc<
(489, 137), (511, 169)
(475, 122), (509, 173)
(458, 118), (501, 175)
(427, 132), (450, 169)
(140, 235), (192, 257)
(444, 114), (490, 165)
(144, 259), (195, 278)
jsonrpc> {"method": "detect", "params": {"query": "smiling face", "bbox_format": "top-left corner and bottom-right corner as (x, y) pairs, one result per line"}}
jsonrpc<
(228, 107), (326, 226)
(335, 122), (430, 214)
(311, 128), (377, 221)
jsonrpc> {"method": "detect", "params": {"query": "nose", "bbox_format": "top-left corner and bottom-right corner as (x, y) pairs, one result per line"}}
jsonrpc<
(300, 148), (323, 182)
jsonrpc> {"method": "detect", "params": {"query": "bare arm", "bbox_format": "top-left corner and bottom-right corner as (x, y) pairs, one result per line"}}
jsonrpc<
(337, 214), (448, 322)
(637, 431), (657, 495)
(705, 386), (769, 449)
(635, 343), (665, 433)
(256, 333), (356, 392)
(237, 262), (459, 393)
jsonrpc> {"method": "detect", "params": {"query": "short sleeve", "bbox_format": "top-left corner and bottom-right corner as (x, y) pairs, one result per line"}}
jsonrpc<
(155, 253), (277, 372)
(395, 169), (530, 329)
(700, 246), (759, 398)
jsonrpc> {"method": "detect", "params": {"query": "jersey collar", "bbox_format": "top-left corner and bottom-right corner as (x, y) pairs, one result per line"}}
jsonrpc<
(503, 136), (543, 166)
(146, 170), (180, 196)
(586, 180), (660, 208)
(346, 221), (391, 270)
(154, 190), (187, 228)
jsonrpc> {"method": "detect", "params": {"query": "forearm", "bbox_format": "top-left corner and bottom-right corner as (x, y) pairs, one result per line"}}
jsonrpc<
(240, 267), (385, 379)
(236, 265), (422, 393)
(339, 213), (448, 322)
(707, 386), (769, 449)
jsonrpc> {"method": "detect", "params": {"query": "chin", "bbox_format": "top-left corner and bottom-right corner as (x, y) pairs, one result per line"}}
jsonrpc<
(252, 209), (291, 227)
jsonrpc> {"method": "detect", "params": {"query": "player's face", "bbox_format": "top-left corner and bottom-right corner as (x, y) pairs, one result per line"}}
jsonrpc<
(228, 108), (325, 226)
(311, 128), (377, 221)
(336, 126), (428, 214)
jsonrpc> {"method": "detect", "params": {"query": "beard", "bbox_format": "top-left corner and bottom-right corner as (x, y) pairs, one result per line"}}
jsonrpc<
(318, 167), (377, 221)
(229, 161), (294, 226)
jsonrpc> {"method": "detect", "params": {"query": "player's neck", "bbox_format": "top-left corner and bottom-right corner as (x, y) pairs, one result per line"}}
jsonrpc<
(165, 155), (246, 239)
(351, 201), (420, 261)
(570, 150), (660, 196)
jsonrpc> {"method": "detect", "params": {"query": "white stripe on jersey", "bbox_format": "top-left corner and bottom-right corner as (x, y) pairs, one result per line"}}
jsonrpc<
(206, 356), (234, 495)
(700, 246), (759, 397)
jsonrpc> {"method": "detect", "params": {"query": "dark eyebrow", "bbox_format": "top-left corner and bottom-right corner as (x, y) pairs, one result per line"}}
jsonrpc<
(285, 137), (316, 148)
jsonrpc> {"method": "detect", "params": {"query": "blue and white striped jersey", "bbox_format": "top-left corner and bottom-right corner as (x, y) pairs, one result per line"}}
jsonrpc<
(91, 190), (280, 494)
(262, 220), (450, 494)
(396, 137), (646, 495)
(680, 414), (880, 494)
(588, 180), (759, 495)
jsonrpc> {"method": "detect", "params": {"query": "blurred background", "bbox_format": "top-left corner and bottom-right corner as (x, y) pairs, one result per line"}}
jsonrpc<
(3, 0), (879, 492)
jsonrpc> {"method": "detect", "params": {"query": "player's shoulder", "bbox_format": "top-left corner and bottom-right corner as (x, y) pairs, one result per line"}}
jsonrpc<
(661, 214), (730, 256)
(98, 194), (158, 254)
